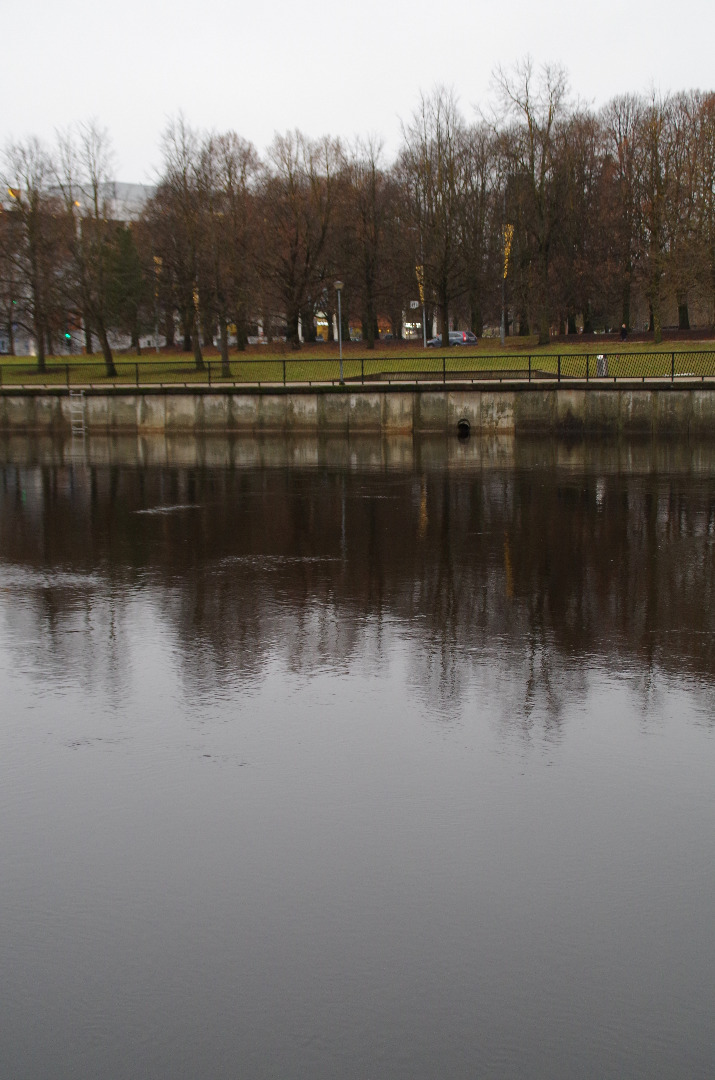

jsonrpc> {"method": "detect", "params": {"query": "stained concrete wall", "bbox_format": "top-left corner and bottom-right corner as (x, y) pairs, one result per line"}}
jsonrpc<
(1, 384), (714, 436)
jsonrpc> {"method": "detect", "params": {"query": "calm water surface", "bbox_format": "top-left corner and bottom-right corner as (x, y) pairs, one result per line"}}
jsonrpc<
(1, 434), (714, 1079)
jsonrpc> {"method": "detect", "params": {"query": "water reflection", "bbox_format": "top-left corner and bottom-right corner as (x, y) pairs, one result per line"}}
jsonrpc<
(2, 433), (715, 727)
(2, 434), (715, 1080)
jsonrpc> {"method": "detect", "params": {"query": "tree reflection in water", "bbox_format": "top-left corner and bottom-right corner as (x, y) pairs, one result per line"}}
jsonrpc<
(1, 433), (715, 729)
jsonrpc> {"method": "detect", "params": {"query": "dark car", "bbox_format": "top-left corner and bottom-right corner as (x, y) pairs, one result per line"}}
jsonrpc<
(427, 330), (478, 347)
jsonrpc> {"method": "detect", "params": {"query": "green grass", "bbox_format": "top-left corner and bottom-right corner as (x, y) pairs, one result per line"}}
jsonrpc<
(2, 339), (715, 387)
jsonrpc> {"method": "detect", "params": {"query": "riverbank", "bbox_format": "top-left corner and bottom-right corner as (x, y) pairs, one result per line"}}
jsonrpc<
(3, 381), (715, 437)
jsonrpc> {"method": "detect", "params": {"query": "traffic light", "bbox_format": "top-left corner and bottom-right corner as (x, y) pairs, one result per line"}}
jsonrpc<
(65, 331), (72, 351)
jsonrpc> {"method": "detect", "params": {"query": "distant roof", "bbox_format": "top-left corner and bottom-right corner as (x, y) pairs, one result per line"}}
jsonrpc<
(1, 181), (156, 220)
(98, 182), (156, 221)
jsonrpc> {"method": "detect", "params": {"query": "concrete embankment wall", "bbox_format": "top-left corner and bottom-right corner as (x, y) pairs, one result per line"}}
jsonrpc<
(2, 383), (715, 435)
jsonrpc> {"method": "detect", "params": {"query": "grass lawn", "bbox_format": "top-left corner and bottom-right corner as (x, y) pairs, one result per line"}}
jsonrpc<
(1, 337), (715, 386)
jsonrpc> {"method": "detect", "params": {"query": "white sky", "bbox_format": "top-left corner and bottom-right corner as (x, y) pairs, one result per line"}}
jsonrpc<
(4, 0), (714, 181)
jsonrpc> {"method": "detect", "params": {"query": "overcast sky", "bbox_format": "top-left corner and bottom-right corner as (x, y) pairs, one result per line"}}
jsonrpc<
(4, 0), (714, 180)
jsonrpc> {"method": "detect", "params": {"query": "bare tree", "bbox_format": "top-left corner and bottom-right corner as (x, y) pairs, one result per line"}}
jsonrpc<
(634, 92), (673, 342)
(694, 92), (715, 325)
(149, 117), (205, 369)
(550, 109), (614, 334)
(55, 121), (119, 375)
(0, 196), (22, 354)
(197, 132), (259, 373)
(260, 131), (339, 349)
(334, 136), (391, 348)
(458, 122), (500, 335)
(494, 58), (569, 344)
(602, 94), (643, 331)
(400, 87), (466, 346)
(0, 138), (65, 370)
(666, 92), (704, 329)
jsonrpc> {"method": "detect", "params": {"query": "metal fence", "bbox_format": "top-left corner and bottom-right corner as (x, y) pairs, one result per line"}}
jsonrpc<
(2, 351), (715, 387)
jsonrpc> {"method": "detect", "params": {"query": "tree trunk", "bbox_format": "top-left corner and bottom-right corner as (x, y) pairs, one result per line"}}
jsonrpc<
(300, 307), (317, 343)
(677, 298), (690, 330)
(164, 310), (175, 349)
(363, 303), (376, 350)
(651, 296), (662, 343)
(440, 283), (449, 348)
(7, 318), (15, 356)
(83, 315), (93, 355)
(235, 309), (248, 352)
(650, 274), (662, 342)
(287, 307), (301, 350)
(340, 305), (350, 348)
(191, 309), (204, 370)
(204, 312), (217, 349)
(621, 277), (631, 333)
(219, 316), (230, 377)
(537, 249), (550, 346)
(97, 323), (117, 377)
(180, 306), (192, 352)
(470, 297), (483, 337)
(423, 305), (434, 340)
(35, 320), (46, 373)
(567, 313), (577, 335)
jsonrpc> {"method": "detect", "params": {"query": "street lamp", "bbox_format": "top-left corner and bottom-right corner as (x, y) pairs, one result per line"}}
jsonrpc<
(334, 280), (344, 384)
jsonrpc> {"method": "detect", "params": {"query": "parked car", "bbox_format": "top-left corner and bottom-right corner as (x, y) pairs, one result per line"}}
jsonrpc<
(427, 330), (478, 347)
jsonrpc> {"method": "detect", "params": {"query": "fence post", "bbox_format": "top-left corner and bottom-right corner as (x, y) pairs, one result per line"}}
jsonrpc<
(66, 364), (70, 389)
(442, 355), (446, 384)
(207, 361), (211, 387)
(671, 352), (675, 382)
(586, 354), (589, 381)
(283, 358), (286, 386)
(361, 357), (364, 385)
(557, 355), (561, 383)
(528, 354), (531, 383)
(135, 363), (139, 388)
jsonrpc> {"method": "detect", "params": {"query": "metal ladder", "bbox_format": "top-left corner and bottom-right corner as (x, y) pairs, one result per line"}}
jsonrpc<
(69, 389), (86, 438)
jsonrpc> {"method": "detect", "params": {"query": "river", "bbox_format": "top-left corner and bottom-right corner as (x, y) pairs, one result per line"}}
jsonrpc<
(1, 433), (714, 1079)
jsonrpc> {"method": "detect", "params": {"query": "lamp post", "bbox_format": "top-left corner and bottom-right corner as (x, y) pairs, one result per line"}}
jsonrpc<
(334, 280), (344, 384)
